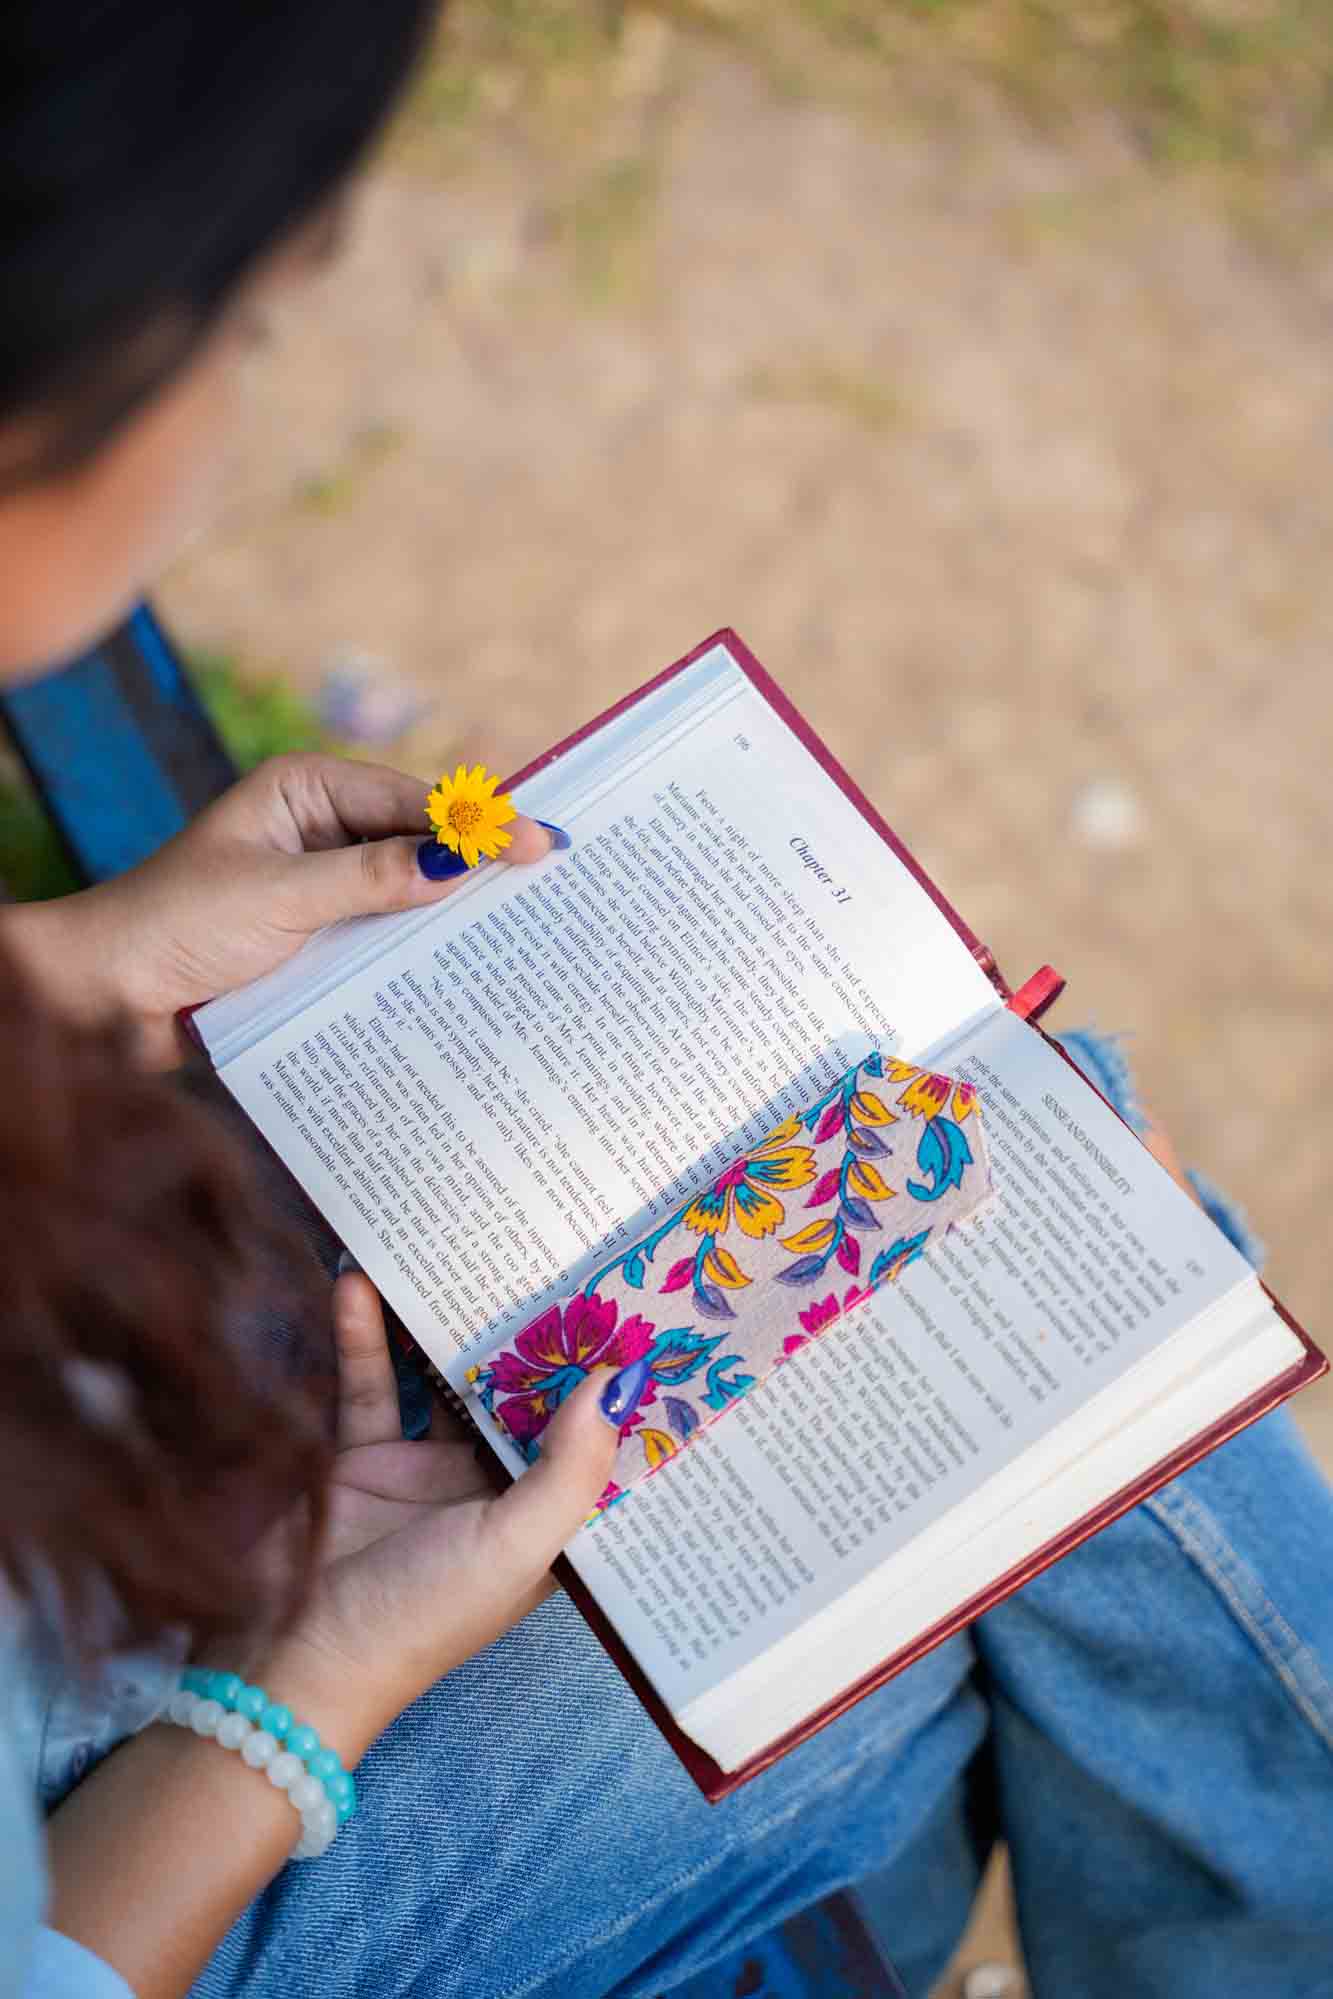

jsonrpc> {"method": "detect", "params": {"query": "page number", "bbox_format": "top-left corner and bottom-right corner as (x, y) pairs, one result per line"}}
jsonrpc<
(733, 732), (751, 751)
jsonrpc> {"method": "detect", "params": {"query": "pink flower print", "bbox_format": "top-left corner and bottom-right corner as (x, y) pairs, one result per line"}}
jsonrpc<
(798, 1293), (842, 1336)
(782, 1332), (810, 1357)
(492, 1293), (655, 1448)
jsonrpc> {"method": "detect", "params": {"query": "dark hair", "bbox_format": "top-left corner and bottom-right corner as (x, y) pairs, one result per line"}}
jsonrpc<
(0, 942), (334, 1651)
(1, 0), (436, 488)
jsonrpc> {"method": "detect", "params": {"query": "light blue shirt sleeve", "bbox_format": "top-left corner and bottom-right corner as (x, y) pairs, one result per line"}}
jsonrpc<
(20, 1931), (134, 1999)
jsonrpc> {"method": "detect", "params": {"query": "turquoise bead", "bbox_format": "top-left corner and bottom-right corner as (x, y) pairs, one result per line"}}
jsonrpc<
(259, 1701), (293, 1740)
(333, 1787), (357, 1823)
(307, 1746), (343, 1784)
(181, 1668), (206, 1694)
(210, 1672), (244, 1709)
(235, 1684), (267, 1722)
(324, 1770), (355, 1809)
(285, 1723), (320, 1762)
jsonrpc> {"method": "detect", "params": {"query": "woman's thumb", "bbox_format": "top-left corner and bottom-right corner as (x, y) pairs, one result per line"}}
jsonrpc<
(476, 1367), (635, 1587)
(293, 817), (557, 927)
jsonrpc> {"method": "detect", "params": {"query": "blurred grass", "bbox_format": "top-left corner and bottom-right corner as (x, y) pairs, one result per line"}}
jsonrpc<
(394, 1), (1333, 172)
(292, 425), (406, 518)
(189, 654), (332, 769)
(744, 355), (907, 431)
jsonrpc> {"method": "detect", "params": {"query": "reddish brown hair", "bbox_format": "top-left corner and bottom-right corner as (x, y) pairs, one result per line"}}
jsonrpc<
(0, 943), (333, 1652)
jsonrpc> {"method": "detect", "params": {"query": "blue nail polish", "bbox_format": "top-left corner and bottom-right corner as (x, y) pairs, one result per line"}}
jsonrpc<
(599, 1356), (653, 1429)
(417, 838), (470, 881)
(536, 820), (573, 852)
(336, 1250), (362, 1277)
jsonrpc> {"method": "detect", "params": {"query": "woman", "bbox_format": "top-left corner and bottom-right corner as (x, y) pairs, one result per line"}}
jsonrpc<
(3, 8), (1332, 1997)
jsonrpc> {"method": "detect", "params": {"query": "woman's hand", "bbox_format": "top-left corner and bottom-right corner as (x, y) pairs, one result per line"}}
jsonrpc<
(3, 752), (556, 1065)
(46, 1276), (616, 1998)
(262, 1272), (620, 1756)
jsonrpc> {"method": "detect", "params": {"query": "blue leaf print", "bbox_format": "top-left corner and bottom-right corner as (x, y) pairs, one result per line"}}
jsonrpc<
(663, 1395), (700, 1440)
(907, 1116), (972, 1203)
(774, 1253), (828, 1286)
(839, 1194), (882, 1231)
(647, 1328), (724, 1381)
(702, 1355), (756, 1412)
(868, 1228), (933, 1284)
(848, 1125), (891, 1156)
(693, 1281), (736, 1321)
(622, 1249), (647, 1289)
(864, 1050), (886, 1078)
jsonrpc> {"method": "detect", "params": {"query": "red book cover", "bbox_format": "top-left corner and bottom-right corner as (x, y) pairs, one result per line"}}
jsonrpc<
(494, 628), (1327, 1801)
(191, 627), (1326, 1802)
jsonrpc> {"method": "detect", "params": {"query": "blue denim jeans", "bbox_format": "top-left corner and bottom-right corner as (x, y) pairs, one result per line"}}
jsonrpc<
(189, 1038), (1333, 1999)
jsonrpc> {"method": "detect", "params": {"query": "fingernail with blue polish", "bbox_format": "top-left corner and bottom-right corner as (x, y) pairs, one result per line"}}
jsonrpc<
(536, 821), (573, 852)
(599, 1356), (652, 1429)
(336, 1250), (363, 1277)
(417, 838), (470, 881)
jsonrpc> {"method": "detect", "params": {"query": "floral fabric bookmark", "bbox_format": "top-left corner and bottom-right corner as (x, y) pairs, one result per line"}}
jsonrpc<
(464, 1053), (992, 1519)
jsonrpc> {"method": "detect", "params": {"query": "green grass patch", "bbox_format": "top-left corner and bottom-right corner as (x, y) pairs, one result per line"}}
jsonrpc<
(0, 777), (80, 901)
(391, 0), (1333, 177)
(566, 157), (660, 303)
(745, 355), (906, 432)
(292, 425), (405, 518)
(189, 653), (331, 770)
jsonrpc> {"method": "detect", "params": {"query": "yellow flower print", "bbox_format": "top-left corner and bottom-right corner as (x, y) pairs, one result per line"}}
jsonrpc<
(683, 1115), (817, 1240)
(897, 1071), (951, 1119)
(425, 763), (517, 869)
(883, 1058), (921, 1085)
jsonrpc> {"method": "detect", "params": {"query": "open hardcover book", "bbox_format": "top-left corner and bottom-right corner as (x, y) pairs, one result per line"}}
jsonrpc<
(194, 631), (1325, 1798)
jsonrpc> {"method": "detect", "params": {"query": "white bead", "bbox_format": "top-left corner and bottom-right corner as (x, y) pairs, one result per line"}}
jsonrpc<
(166, 1690), (195, 1726)
(241, 1728), (278, 1769)
(190, 1697), (224, 1737)
(266, 1750), (304, 1791)
(216, 1711), (253, 1751)
(288, 1772), (324, 1813)
(303, 1823), (334, 1860)
(301, 1795), (337, 1843)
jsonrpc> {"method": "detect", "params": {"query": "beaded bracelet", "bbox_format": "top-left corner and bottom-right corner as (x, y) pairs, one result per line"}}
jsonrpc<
(163, 1671), (358, 1861)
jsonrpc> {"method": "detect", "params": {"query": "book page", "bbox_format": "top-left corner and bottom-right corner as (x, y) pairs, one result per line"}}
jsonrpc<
(208, 648), (999, 1364)
(565, 1007), (1256, 1721)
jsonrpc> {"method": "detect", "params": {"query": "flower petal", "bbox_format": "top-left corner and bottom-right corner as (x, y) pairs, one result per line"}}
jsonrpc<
(660, 1256), (694, 1293)
(798, 1293), (842, 1335)
(813, 1101), (845, 1144)
(847, 1159), (895, 1202)
(704, 1245), (752, 1290)
(780, 1217), (838, 1254)
(804, 1167), (841, 1208)
(683, 1186), (731, 1235)
(512, 1305), (567, 1373)
(749, 1145), (817, 1190)
(639, 1427), (678, 1469)
(753, 1114), (804, 1152)
(561, 1292), (622, 1368)
(731, 1180), (785, 1238)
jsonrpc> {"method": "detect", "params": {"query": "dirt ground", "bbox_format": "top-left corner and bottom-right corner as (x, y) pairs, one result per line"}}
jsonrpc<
(157, 16), (1333, 1991)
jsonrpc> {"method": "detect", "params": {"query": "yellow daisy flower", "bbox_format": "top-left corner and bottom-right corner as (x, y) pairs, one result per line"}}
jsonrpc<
(425, 763), (517, 870)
